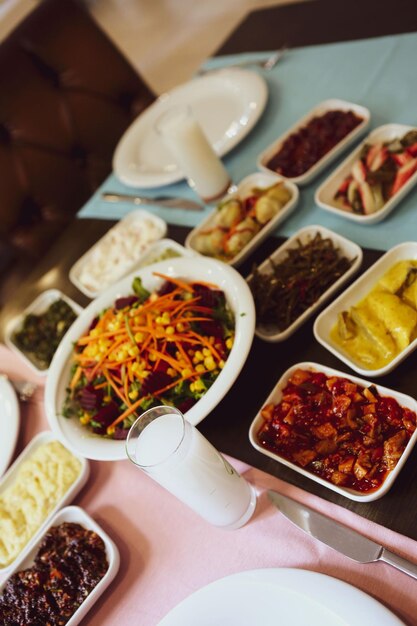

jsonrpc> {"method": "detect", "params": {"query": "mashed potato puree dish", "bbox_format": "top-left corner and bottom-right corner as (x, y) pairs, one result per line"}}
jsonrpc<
(0, 440), (82, 567)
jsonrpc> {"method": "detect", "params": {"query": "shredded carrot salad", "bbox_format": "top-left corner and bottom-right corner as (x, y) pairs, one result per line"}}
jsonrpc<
(63, 274), (235, 439)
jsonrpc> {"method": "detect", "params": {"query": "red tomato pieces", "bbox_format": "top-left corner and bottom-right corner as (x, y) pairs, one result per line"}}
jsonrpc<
(257, 368), (416, 493)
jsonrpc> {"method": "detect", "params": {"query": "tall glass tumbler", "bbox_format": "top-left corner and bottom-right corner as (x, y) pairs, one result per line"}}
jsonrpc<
(126, 406), (256, 529)
(155, 105), (232, 202)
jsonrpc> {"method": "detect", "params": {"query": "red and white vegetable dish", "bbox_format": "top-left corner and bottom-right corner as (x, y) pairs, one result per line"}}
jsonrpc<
(315, 124), (417, 224)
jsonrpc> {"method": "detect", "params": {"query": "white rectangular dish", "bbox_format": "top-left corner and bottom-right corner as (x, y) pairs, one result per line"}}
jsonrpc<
(249, 361), (417, 502)
(314, 242), (417, 377)
(0, 505), (120, 625)
(4, 289), (83, 376)
(0, 431), (89, 573)
(137, 237), (196, 267)
(69, 209), (167, 298)
(247, 225), (362, 342)
(315, 124), (417, 224)
(185, 172), (299, 267)
(257, 99), (370, 185)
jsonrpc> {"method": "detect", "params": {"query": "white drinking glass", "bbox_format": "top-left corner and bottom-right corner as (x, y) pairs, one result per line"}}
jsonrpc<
(126, 406), (256, 529)
(155, 105), (232, 202)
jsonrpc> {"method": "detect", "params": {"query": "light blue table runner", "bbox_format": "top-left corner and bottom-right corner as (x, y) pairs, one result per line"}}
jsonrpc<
(79, 33), (417, 251)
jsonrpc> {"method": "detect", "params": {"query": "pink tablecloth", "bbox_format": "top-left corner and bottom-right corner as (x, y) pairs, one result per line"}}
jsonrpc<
(1, 344), (417, 626)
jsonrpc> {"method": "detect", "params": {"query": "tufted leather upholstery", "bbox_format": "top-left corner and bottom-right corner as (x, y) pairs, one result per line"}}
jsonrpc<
(0, 0), (155, 271)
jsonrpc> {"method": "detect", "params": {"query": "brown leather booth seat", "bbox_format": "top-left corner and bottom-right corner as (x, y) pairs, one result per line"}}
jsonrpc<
(0, 0), (154, 272)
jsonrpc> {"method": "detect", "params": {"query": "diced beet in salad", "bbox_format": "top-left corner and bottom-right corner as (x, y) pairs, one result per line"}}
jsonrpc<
(63, 274), (235, 439)
(334, 130), (417, 215)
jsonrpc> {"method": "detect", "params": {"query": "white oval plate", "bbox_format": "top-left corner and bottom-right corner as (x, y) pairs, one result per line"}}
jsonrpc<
(0, 431), (89, 573)
(159, 568), (404, 626)
(315, 123), (417, 224)
(247, 225), (363, 342)
(45, 257), (255, 461)
(257, 98), (370, 186)
(0, 505), (120, 626)
(185, 172), (299, 267)
(249, 362), (417, 502)
(113, 69), (268, 188)
(0, 377), (19, 478)
(4, 289), (83, 376)
(314, 241), (417, 376)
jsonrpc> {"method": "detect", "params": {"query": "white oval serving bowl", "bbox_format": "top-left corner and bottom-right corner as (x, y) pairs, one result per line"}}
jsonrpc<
(0, 505), (120, 626)
(314, 241), (417, 377)
(69, 209), (167, 298)
(246, 225), (363, 342)
(45, 256), (256, 461)
(0, 431), (89, 574)
(257, 98), (370, 185)
(249, 361), (417, 502)
(4, 289), (83, 376)
(185, 172), (299, 267)
(315, 123), (417, 224)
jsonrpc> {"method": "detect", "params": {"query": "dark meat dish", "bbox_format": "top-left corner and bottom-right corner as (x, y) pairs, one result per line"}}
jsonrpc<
(0, 522), (109, 625)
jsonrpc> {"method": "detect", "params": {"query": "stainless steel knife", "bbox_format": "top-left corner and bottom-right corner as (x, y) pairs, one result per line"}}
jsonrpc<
(102, 192), (204, 211)
(268, 490), (417, 581)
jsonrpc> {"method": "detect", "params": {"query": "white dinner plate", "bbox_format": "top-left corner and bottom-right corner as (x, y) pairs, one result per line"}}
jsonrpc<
(113, 69), (268, 188)
(158, 568), (405, 626)
(0, 376), (19, 478)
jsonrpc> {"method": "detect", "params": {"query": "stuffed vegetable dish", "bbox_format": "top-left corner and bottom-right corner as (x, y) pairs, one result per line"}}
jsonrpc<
(334, 130), (417, 215)
(189, 179), (293, 263)
(63, 273), (235, 439)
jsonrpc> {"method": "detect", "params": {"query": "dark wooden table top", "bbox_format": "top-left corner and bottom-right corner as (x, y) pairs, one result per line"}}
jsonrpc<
(2, 0), (417, 540)
(218, 0), (417, 54)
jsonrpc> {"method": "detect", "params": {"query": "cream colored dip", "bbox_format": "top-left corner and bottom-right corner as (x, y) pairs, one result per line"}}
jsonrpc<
(0, 440), (82, 567)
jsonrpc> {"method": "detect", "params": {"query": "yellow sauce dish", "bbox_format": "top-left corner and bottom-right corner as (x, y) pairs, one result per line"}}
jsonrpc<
(330, 260), (417, 370)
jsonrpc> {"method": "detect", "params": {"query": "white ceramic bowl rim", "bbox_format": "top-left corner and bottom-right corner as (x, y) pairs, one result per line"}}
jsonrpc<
(45, 257), (255, 461)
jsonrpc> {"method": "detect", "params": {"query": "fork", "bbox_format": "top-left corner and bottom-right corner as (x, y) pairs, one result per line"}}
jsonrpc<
(197, 47), (288, 75)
